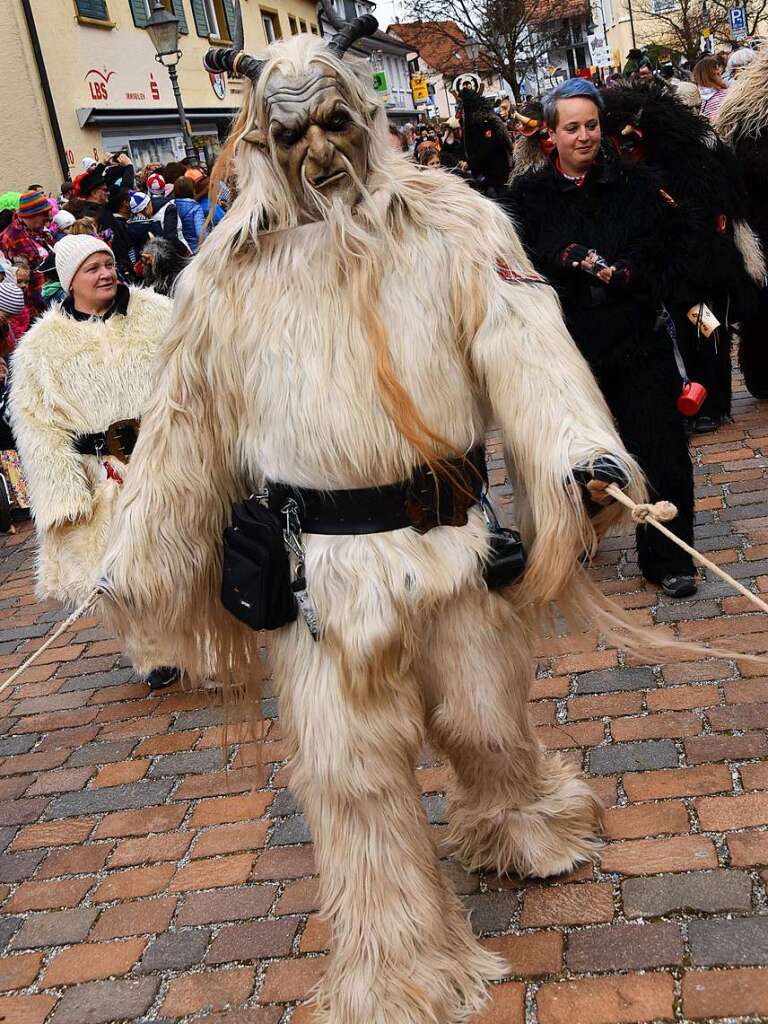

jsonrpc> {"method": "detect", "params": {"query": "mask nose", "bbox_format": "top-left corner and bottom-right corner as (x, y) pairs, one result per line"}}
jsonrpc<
(305, 126), (334, 179)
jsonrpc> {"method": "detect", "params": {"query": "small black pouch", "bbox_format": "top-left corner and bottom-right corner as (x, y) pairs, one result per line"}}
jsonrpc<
(480, 494), (527, 590)
(221, 497), (298, 631)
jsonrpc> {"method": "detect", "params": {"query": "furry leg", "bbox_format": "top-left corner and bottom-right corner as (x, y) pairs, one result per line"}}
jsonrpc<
(415, 586), (602, 879)
(271, 624), (506, 1024)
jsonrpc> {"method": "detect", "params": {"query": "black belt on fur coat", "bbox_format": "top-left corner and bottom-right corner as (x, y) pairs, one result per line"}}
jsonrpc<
(267, 445), (488, 535)
(74, 419), (140, 464)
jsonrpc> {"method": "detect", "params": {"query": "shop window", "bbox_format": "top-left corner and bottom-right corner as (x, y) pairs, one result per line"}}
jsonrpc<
(289, 15), (299, 34)
(261, 9), (281, 44)
(74, 0), (114, 25)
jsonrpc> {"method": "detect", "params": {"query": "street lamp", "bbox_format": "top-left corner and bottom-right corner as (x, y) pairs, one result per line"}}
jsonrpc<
(145, 0), (196, 161)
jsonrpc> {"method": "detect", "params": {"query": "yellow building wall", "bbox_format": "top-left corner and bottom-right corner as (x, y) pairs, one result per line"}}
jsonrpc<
(1, 0), (319, 195)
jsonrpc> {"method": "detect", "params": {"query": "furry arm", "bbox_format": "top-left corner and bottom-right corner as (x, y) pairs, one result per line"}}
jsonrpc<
(469, 259), (644, 604)
(99, 281), (260, 681)
(9, 346), (94, 530)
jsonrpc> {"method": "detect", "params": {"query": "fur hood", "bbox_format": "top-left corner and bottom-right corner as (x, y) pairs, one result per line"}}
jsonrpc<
(9, 285), (172, 604)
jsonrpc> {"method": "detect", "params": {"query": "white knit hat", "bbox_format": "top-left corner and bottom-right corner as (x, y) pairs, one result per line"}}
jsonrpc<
(0, 280), (25, 316)
(54, 234), (114, 294)
(53, 210), (76, 231)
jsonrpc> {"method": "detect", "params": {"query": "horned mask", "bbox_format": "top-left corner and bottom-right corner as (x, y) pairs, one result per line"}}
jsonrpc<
(204, 0), (380, 218)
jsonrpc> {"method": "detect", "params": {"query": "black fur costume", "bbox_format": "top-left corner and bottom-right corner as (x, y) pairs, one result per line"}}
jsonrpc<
(718, 61), (768, 398)
(507, 152), (695, 583)
(455, 83), (511, 193)
(601, 85), (760, 419)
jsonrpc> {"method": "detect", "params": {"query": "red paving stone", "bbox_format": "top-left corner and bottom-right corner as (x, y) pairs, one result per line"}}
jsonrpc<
(0, 372), (766, 1021)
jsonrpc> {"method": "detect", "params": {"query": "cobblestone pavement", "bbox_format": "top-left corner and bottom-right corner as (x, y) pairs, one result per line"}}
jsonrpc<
(1, 373), (768, 1024)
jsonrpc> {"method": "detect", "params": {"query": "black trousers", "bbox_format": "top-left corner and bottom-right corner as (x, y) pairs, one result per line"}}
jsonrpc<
(591, 339), (696, 583)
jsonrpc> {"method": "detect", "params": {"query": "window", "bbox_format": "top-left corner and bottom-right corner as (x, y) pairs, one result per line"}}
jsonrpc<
(650, 0), (676, 11)
(299, 18), (308, 31)
(129, 0), (188, 32)
(204, 0), (234, 40)
(74, 0), (113, 25)
(309, 22), (318, 33)
(289, 15), (299, 34)
(261, 9), (281, 43)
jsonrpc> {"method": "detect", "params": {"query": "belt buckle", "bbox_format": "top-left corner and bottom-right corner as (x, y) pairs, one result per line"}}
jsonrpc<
(405, 463), (474, 535)
(104, 419), (138, 464)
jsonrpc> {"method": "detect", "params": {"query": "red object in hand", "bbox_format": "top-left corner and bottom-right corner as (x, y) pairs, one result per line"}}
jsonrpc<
(677, 381), (707, 416)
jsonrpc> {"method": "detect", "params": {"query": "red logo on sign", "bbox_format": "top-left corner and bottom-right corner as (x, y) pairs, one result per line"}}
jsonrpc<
(150, 74), (161, 101)
(85, 67), (115, 101)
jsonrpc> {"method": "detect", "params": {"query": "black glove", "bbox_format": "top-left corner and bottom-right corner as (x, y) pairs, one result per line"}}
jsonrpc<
(560, 242), (590, 269)
(572, 457), (630, 516)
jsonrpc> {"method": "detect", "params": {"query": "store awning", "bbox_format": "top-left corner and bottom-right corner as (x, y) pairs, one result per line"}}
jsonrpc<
(76, 107), (237, 130)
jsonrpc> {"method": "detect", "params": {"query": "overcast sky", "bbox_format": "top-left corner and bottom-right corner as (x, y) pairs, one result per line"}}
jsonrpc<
(374, 0), (404, 32)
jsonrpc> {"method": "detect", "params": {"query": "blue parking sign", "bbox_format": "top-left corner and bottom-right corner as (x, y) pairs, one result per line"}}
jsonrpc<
(729, 5), (747, 31)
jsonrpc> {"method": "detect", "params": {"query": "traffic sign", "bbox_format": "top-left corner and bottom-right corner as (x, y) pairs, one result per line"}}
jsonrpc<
(411, 74), (429, 102)
(729, 5), (747, 36)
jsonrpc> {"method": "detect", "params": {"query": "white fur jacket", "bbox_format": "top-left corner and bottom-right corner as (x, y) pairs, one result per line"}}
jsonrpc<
(10, 286), (172, 605)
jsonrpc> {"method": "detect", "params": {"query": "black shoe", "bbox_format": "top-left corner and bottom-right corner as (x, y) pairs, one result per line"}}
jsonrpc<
(661, 575), (698, 598)
(146, 666), (180, 691)
(693, 415), (719, 434)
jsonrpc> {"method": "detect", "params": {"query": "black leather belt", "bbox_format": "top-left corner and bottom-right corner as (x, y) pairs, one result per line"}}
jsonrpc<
(267, 445), (488, 536)
(73, 420), (140, 463)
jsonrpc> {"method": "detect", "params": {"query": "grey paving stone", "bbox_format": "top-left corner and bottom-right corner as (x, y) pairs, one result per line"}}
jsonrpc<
(623, 871), (753, 918)
(0, 640), (20, 655)
(589, 740), (678, 776)
(148, 749), (223, 777)
(689, 917), (768, 966)
(172, 707), (225, 730)
(0, 849), (46, 882)
(0, 827), (16, 854)
(0, 622), (51, 642)
(46, 780), (174, 819)
(66, 739), (137, 767)
(723, 559), (768, 579)
(567, 922), (684, 971)
(0, 916), (21, 953)
(49, 977), (159, 1024)
(72, 625), (113, 643)
(463, 892), (518, 935)
(0, 796), (51, 825)
(261, 696), (279, 719)
(721, 502), (768, 522)
(37, 605), (70, 623)
(575, 668), (657, 694)
(10, 907), (99, 949)
(270, 814), (312, 846)
(422, 793), (448, 825)
(0, 596), (19, 611)
(0, 733), (38, 756)
(654, 601), (720, 623)
(58, 668), (135, 693)
(267, 788), (297, 818)
(138, 927), (210, 972)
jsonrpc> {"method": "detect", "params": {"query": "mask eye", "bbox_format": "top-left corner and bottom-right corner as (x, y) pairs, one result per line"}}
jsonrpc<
(276, 128), (301, 149)
(327, 112), (351, 132)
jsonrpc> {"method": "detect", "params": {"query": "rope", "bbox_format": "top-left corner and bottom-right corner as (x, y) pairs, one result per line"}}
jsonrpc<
(0, 589), (101, 696)
(607, 484), (768, 615)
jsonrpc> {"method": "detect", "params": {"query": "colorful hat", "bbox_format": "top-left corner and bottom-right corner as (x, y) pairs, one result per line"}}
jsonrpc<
(0, 280), (25, 316)
(146, 173), (165, 195)
(129, 191), (151, 215)
(17, 190), (51, 219)
(0, 192), (21, 212)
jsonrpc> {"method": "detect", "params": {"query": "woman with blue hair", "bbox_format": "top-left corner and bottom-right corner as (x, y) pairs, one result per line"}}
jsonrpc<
(508, 77), (698, 598)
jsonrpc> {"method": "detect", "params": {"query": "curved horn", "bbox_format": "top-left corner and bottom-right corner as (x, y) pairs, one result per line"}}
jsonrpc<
(327, 14), (379, 57)
(203, 0), (264, 82)
(512, 111), (539, 129)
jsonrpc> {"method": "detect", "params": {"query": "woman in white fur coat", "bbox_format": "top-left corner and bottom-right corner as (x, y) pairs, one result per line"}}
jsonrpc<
(9, 234), (178, 691)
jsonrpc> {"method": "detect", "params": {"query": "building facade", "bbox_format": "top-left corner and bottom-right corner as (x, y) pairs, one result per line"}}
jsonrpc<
(320, 0), (418, 122)
(1, 0), (321, 194)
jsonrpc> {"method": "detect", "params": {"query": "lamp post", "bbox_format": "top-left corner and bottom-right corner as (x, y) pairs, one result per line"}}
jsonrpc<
(145, 0), (196, 162)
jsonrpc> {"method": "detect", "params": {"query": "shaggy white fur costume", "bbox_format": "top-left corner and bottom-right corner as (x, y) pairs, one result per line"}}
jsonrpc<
(10, 287), (172, 605)
(101, 34), (645, 1024)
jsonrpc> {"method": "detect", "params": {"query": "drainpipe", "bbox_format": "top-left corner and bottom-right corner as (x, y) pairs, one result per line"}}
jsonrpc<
(20, 0), (69, 180)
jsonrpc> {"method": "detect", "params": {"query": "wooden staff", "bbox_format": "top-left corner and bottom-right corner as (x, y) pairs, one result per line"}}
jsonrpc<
(606, 483), (768, 615)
